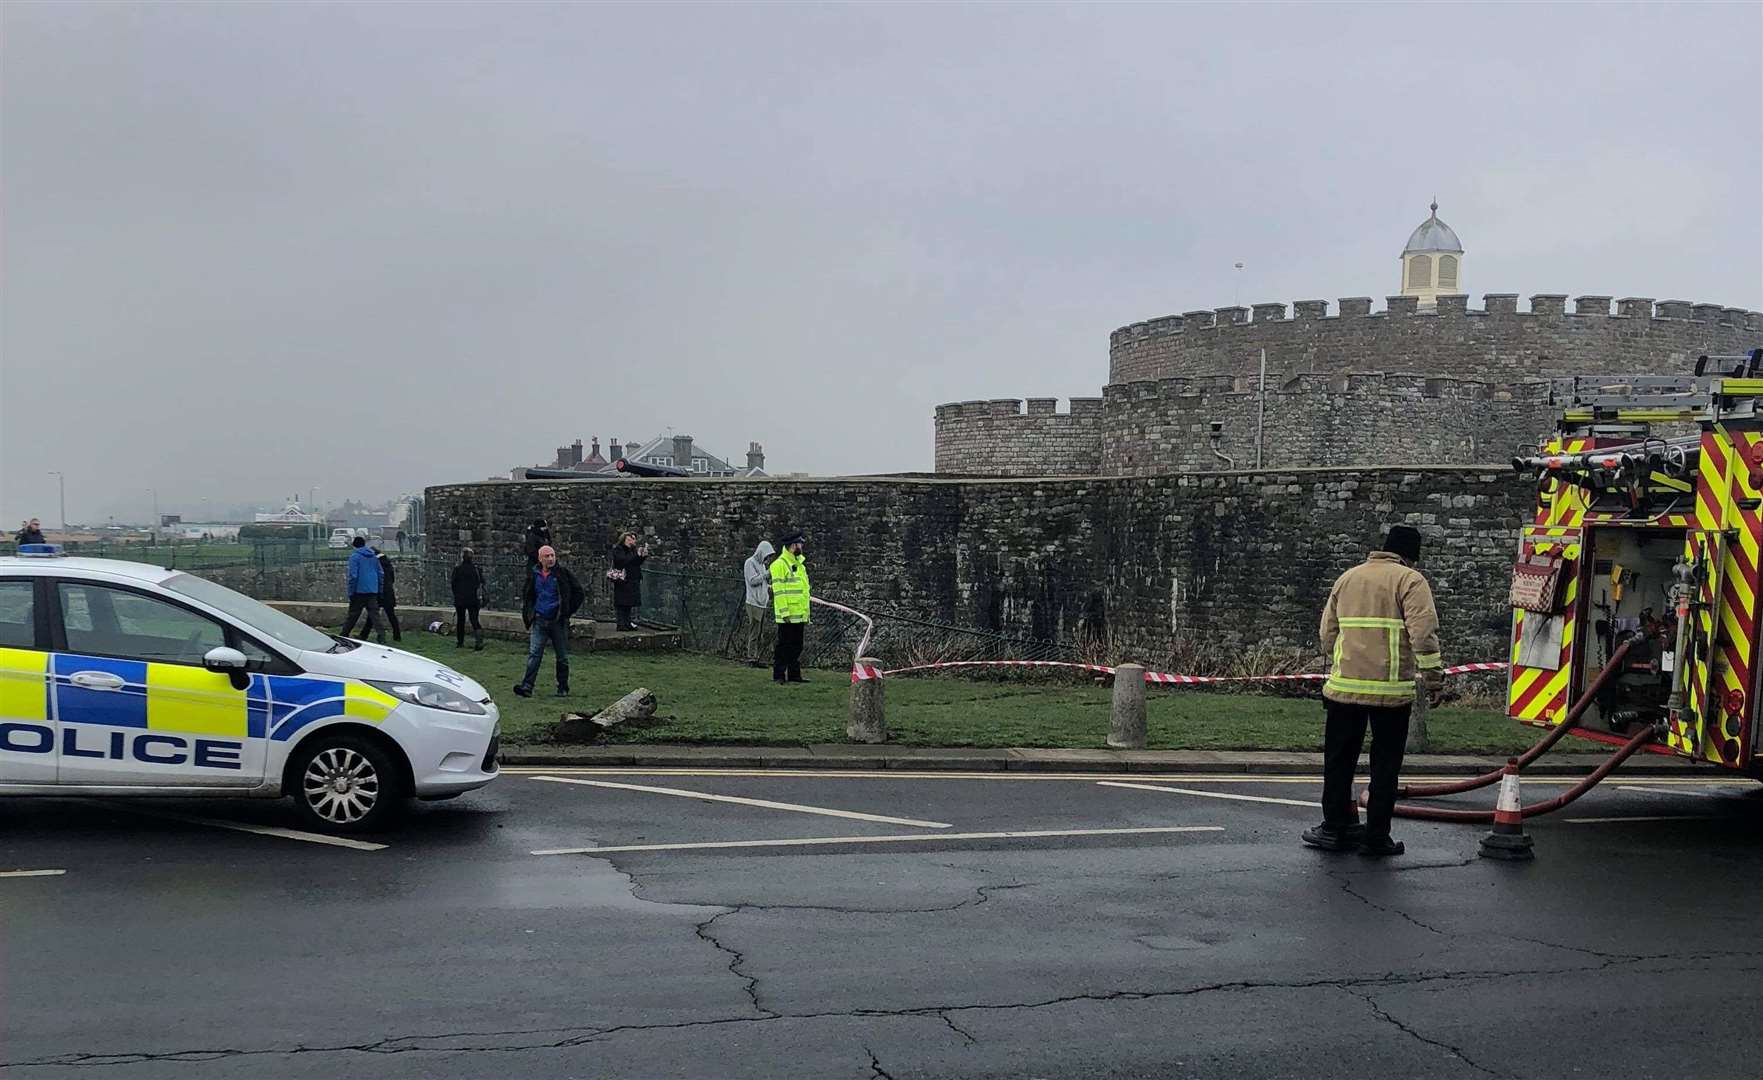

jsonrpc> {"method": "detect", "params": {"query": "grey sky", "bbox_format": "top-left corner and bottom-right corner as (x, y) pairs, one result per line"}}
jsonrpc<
(3, 1), (1759, 524)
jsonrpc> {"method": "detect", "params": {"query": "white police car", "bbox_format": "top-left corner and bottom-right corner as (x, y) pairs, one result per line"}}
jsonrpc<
(0, 547), (499, 832)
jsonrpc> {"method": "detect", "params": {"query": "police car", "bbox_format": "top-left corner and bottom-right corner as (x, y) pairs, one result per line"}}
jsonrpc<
(0, 547), (499, 832)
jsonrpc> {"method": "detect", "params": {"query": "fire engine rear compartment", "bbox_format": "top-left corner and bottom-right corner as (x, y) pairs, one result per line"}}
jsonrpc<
(1576, 527), (1686, 736)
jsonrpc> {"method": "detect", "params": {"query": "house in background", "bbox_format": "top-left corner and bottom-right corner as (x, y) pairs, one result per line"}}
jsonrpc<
(513, 435), (768, 479)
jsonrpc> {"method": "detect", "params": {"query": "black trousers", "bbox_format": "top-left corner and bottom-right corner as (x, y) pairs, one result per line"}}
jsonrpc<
(773, 621), (805, 681)
(340, 593), (380, 638)
(1321, 698), (1412, 840)
(615, 605), (636, 630)
(381, 599), (402, 641)
(455, 605), (482, 645)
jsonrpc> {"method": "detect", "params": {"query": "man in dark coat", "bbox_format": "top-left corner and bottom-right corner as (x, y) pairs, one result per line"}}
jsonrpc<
(377, 551), (403, 643)
(610, 531), (648, 631)
(451, 549), (486, 650)
(516, 545), (585, 698)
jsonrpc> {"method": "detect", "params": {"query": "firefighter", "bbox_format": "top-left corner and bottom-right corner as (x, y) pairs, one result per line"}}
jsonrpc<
(1303, 524), (1443, 857)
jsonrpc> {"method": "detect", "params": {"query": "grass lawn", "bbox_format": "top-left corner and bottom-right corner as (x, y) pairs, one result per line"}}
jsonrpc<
(391, 635), (1567, 755)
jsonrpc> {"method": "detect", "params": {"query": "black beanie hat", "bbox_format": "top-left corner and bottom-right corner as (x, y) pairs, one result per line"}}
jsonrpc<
(1383, 525), (1423, 563)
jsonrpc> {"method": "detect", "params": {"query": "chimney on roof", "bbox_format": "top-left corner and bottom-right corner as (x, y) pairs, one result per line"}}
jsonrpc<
(570, 439), (584, 466)
(747, 442), (765, 471)
(609, 437), (623, 462)
(589, 437), (601, 458)
(672, 434), (695, 472)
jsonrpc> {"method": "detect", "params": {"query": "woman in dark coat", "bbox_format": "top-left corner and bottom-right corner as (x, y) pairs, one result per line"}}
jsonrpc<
(376, 551), (403, 643)
(609, 531), (647, 631)
(450, 549), (485, 650)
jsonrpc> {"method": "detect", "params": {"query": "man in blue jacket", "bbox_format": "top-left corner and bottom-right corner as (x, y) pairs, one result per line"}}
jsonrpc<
(340, 536), (385, 643)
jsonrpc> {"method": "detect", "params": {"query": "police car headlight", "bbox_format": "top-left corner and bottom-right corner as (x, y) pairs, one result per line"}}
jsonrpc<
(366, 680), (487, 715)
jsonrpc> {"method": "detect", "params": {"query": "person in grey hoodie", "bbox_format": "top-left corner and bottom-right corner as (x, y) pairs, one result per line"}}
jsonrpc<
(739, 541), (776, 666)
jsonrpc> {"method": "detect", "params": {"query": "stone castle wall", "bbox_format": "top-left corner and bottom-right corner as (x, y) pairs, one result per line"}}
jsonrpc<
(933, 293), (1760, 477)
(933, 397), (1104, 475)
(1108, 294), (1762, 385)
(1101, 372), (1560, 473)
(426, 470), (1532, 667)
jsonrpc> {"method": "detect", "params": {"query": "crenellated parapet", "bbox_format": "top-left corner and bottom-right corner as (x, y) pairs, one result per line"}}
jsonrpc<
(1108, 293), (1763, 385)
(934, 396), (1106, 476)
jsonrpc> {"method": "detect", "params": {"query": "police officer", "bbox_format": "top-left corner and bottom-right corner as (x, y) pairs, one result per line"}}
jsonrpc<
(1303, 524), (1443, 857)
(769, 530), (810, 683)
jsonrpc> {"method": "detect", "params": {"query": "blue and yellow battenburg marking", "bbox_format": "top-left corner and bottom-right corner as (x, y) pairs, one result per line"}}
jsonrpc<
(0, 649), (399, 744)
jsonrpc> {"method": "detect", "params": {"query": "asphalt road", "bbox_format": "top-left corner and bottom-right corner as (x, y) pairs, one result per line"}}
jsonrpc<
(2, 767), (1761, 1079)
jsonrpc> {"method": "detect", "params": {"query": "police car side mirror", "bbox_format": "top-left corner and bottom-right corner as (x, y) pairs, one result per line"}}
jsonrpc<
(203, 646), (251, 691)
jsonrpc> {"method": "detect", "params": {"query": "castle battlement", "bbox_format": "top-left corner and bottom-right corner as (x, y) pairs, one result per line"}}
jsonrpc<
(1110, 294), (1763, 346)
(934, 397), (1105, 421)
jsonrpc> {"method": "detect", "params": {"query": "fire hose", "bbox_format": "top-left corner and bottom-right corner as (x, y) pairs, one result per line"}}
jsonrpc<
(1384, 640), (1634, 801)
(1366, 640), (1651, 822)
(1382, 727), (1655, 823)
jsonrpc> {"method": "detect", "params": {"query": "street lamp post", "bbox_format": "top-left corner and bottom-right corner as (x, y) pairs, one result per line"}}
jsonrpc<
(47, 471), (65, 532)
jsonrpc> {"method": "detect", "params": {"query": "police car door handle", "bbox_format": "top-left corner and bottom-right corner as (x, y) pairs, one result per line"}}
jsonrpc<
(69, 671), (126, 691)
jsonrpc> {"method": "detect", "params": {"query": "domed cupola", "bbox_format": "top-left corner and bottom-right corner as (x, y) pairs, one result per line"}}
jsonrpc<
(1400, 200), (1464, 308)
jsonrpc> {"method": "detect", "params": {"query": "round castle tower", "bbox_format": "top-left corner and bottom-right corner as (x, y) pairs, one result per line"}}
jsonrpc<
(935, 210), (1763, 477)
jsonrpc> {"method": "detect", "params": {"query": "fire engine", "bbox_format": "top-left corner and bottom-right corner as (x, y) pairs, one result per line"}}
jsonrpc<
(1508, 349), (1763, 779)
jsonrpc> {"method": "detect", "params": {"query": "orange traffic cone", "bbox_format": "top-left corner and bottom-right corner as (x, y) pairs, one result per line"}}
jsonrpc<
(1478, 759), (1534, 861)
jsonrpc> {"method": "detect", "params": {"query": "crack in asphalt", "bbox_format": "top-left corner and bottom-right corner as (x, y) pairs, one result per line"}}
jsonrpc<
(640, 881), (1035, 917)
(1329, 871), (1451, 936)
(11, 959), (1717, 1069)
(694, 908), (777, 1019)
(1341, 986), (1507, 1078)
(934, 1011), (979, 1045)
(864, 1045), (897, 1080)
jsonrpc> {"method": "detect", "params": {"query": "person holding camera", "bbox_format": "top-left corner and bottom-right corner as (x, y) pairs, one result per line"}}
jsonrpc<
(609, 531), (648, 631)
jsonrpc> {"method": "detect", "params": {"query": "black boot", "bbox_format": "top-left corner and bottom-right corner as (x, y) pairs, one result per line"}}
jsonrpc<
(1358, 835), (1405, 858)
(1301, 822), (1365, 852)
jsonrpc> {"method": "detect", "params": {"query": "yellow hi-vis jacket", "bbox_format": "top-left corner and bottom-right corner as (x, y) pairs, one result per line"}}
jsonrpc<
(770, 549), (810, 624)
(1320, 551), (1443, 706)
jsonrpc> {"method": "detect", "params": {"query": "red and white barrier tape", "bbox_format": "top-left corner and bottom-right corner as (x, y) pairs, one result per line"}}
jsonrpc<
(810, 596), (874, 661)
(852, 659), (1507, 683)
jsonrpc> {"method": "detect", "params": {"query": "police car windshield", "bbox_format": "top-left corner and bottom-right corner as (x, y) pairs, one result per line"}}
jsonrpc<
(161, 573), (338, 653)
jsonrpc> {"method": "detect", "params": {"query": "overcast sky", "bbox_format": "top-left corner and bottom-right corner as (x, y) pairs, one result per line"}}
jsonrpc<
(3, 1), (1759, 525)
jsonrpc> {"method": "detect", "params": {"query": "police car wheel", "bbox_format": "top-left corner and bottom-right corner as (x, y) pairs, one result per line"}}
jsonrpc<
(290, 735), (403, 833)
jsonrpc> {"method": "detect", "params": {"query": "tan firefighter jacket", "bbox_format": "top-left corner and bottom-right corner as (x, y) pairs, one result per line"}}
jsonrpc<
(1319, 551), (1443, 706)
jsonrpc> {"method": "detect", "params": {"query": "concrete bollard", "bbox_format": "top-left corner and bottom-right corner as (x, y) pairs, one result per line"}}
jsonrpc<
(847, 657), (887, 744)
(1108, 663), (1147, 750)
(1406, 675), (1430, 753)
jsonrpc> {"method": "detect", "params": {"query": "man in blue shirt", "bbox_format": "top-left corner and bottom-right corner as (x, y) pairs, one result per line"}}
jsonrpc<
(517, 544), (586, 697)
(340, 536), (385, 643)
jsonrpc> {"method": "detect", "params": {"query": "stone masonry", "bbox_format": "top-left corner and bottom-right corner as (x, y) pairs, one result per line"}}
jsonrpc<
(935, 294), (1762, 476)
(426, 470), (1532, 669)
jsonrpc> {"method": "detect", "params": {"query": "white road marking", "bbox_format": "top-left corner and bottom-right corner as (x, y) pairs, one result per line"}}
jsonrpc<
(1098, 780), (1319, 808)
(529, 775), (953, 829)
(506, 767), (1745, 788)
(532, 825), (1223, 857)
(0, 869), (67, 878)
(97, 804), (388, 851)
(1617, 785), (1743, 799)
(1563, 815), (1727, 824)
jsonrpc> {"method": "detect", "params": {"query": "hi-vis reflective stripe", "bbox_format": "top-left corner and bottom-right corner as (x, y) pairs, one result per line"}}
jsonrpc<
(1323, 675), (1413, 698)
(0, 648), (49, 722)
(1415, 652), (1443, 669)
(1336, 617), (1404, 682)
